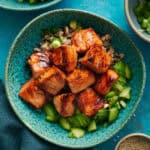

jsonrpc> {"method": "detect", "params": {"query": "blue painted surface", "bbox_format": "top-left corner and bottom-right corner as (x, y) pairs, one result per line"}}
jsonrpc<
(0, 0), (150, 149)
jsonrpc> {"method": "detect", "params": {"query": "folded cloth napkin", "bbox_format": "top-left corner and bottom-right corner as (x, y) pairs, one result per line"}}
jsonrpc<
(0, 79), (74, 150)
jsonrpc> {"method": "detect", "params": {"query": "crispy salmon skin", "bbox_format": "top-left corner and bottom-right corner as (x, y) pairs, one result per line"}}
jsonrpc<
(78, 88), (106, 116)
(52, 45), (78, 72)
(39, 66), (66, 95)
(28, 51), (52, 78)
(67, 69), (95, 93)
(53, 93), (76, 117)
(95, 69), (119, 95)
(72, 28), (103, 53)
(81, 46), (112, 74)
(19, 78), (46, 109)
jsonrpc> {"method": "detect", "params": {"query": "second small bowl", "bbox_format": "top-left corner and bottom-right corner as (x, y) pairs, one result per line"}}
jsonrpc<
(125, 0), (150, 43)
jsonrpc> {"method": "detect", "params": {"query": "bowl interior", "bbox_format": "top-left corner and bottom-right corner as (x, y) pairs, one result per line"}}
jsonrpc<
(5, 10), (146, 148)
(0, 0), (62, 11)
(125, 0), (150, 42)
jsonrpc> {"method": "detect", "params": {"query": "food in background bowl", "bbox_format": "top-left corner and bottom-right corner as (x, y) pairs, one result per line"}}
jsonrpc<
(19, 20), (132, 138)
(18, 0), (50, 4)
(125, 0), (150, 42)
(134, 0), (150, 34)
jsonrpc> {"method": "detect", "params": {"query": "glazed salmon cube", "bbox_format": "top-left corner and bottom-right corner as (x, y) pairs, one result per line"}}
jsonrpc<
(39, 66), (66, 95)
(52, 45), (78, 72)
(95, 69), (119, 95)
(53, 93), (76, 117)
(78, 88), (106, 116)
(19, 78), (46, 109)
(28, 51), (52, 78)
(72, 28), (103, 53)
(67, 69), (95, 93)
(81, 46), (112, 74)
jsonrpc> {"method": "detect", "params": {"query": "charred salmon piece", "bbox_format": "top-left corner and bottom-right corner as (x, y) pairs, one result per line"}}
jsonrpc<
(72, 28), (103, 53)
(19, 78), (46, 109)
(28, 50), (52, 78)
(38, 66), (66, 95)
(52, 45), (78, 73)
(67, 69), (95, 94)
(78, 88), (106, 116)
(95, 69), (119, 95)
(80, 46), (112, 74)
(53, 93), (76, 117)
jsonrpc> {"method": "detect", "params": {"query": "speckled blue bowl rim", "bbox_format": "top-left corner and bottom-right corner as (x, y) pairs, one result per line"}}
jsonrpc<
(124, 0), (150, 43)
(5, 9), (146, 149)
(0, 0), (62, 11)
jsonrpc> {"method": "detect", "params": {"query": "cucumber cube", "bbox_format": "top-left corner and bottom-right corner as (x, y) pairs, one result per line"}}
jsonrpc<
(68, 128), (85, 138)
(59, 118), (71, 131)
(88, 120), (97, 132)
(109, 107), (119, 123)
(119, 87), (131, 100)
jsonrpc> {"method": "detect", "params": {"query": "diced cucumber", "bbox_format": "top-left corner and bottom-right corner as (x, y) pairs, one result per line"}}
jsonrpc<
(118, 76), (127, 85)
(108, 96), (119, 107)
(113, 61), (125, 76)
(49, 37), (62, 43)
(88, 120), (97, 132)
(44, 103), (59, 122)
(68, 128), (85, 138)
(109, 107), (119, 123)
(68, 132), (74, 138)
(125, 64), (132, 80)
(29, 0), (38, 4)
(105, 91), (117, 99)
(116, 102), (121, 110)
(68, 113), (90, 128)
(46, 116), (55, 122)
(119, 87), (131, 100)
(59, 118), (71, 131)
(103, 122), (108, 128)
(119, 100), (127, 108)
(67, 117), (79, 127)
(141, 19), (149, 29)
(69, 20), (78, 30)
(113, 81), (125, 92)
(94, 109), (109, 123)
(50, 38), (62, 49)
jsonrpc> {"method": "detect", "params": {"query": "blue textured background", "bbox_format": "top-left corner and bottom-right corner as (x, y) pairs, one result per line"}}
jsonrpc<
(0, 0), (149, 149)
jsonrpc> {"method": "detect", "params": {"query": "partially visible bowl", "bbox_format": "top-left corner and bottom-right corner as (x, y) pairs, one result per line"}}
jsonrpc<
(0, 0), (62, 11)
(125, 0), (150, 43)
(115, 133), (150, 150)
(5, 9), (146, 148)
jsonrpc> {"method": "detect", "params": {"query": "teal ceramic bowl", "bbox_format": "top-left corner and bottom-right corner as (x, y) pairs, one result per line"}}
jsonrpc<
(5, 9), (146, 148)
(0, 0), (62, 11)
(125, 0), (150, 43)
